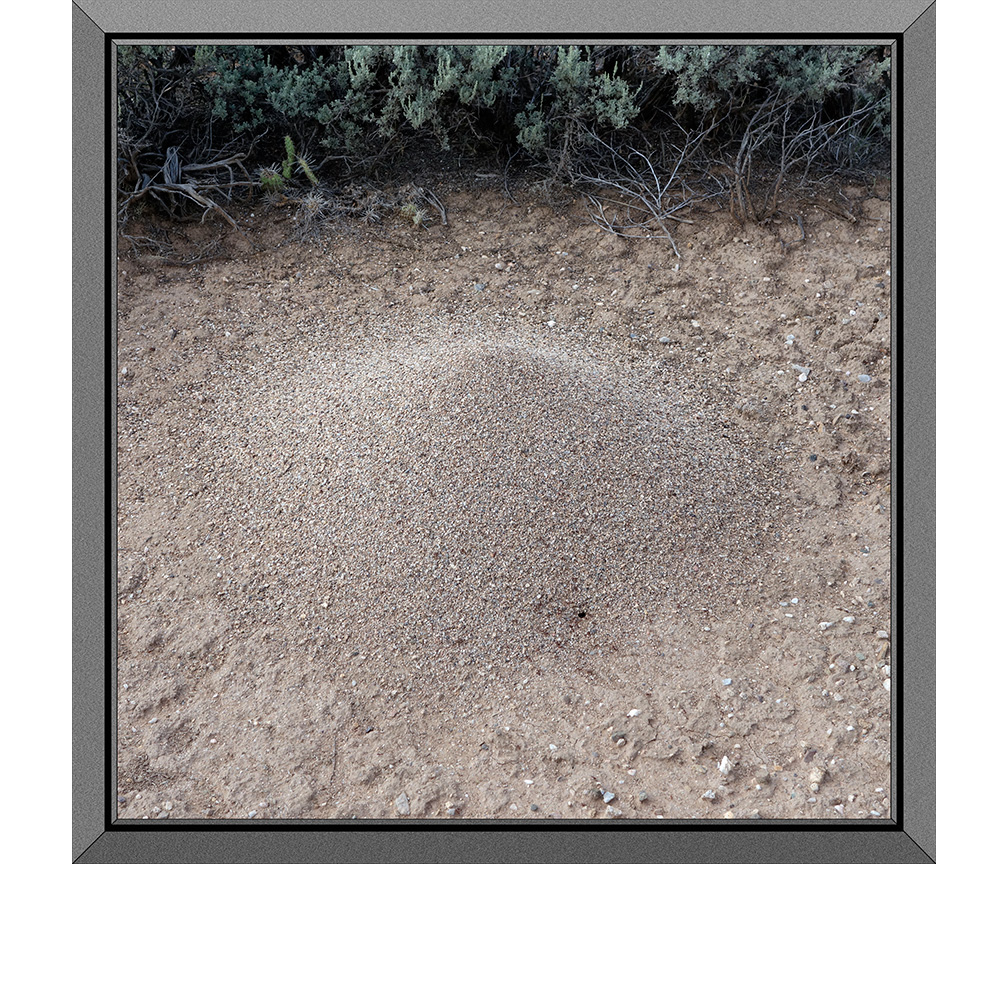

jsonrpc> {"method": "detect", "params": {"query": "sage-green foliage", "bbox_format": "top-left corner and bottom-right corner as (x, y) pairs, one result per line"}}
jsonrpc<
(117, 43), (890, 202)
(515, 46), (639, 157)
(654, 45), (887, 108)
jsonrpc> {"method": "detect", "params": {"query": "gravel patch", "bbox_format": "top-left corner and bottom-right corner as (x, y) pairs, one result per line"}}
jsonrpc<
(197, 322), (782, 681)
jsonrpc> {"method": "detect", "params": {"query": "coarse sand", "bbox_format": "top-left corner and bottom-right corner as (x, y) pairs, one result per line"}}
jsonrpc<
(116, 180), (892, 821)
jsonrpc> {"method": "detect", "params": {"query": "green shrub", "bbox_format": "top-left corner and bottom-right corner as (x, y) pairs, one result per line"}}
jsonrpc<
(117, 42), (891, 226)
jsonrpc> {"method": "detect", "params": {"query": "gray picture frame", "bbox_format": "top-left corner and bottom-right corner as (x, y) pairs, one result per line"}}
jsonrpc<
(73, 1), (936, 863)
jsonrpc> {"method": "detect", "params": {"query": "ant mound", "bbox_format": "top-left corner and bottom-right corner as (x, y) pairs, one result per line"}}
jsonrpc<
(249, 334), (781, 674)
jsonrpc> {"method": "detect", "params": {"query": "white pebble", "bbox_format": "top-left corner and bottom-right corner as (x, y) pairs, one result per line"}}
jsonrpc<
(628, 709), (641, 717)
(719, 756), (732, 775)
(842, 616), (855, 623)
(722, 678), (732, 686)
(820, 621), (833, 629)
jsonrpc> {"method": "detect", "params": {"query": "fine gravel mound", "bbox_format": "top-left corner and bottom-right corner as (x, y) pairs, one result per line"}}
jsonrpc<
(218, 330), (781, 677)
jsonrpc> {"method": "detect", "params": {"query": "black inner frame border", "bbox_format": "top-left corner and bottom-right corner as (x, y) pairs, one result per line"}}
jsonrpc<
(91, 29), (922, 858)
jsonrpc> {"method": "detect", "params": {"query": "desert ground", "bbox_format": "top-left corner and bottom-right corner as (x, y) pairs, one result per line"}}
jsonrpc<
(116, 173), (892, 821)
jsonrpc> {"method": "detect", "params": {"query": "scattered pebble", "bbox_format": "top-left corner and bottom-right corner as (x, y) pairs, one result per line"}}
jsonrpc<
(842, 616), (856, 623)
(718, 756), (732, 775)
(602, 791), (615, 804)
(820, 621), (834, 629)
(722, 678), (732, 686)
(701, 790), (717, 801)
(659, 336), (672, 344)
(857, 374), (872, 383)
(628, 709), (641, 717)
(395, 793), (410, 815)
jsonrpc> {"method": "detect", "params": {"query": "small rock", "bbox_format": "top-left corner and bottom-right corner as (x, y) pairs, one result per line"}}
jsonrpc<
(638, 792), (648, 802)
(602, 791), (615, 804)
(876, 630), (889, 638)
(857, 374), (872, 383)
(446, 808), (456, 817)
(616, 737), (627, 747)
(701, 790), (717, 801)
(722, 678), (732, 686)
(494, 261), (504, 270)
(820, 621), (834, 629)
(394, 793), (410, 815)
(842, 616), (856, 623)
(659, 336), (672, 344)
(546, 319), (556, 328)
(530, 804), (539, 812)
(473, 282), (486, 292)
(718, 756), (732, 775)
(157, 811), (170, 819)
(247, 810), (256, 818)
(723, 811), (735, 819)
(628, 709), (641, 717)
(163, 801), (173, 811)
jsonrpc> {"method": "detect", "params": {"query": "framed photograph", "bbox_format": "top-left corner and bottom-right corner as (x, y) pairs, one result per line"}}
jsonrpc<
(73, 1), (935, 862)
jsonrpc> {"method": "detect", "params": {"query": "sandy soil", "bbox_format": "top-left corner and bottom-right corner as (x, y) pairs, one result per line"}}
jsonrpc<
(116, 174), (892, 821)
